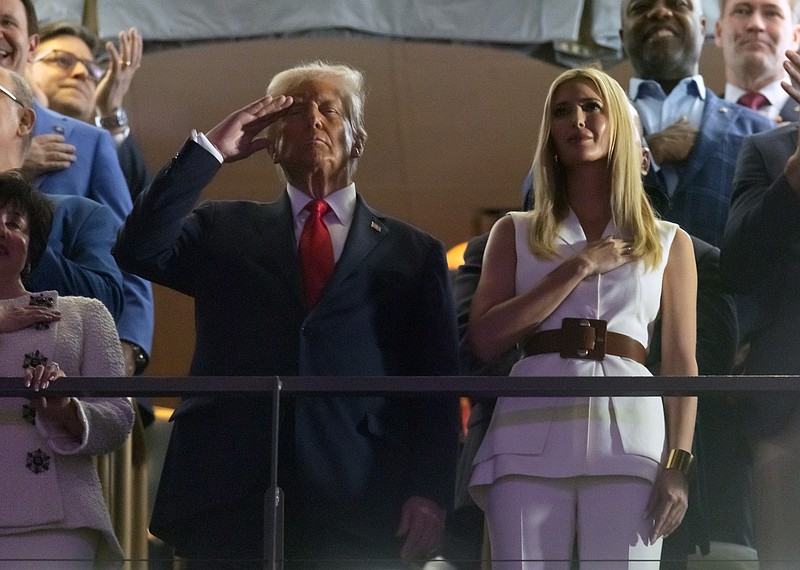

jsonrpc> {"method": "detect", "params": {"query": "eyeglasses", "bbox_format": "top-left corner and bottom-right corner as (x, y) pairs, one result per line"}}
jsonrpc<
(0, 84), (23, 107)
(33, 49), (105, 83)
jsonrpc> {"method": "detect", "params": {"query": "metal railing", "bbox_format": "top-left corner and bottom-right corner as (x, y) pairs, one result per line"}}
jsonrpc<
(2, 374), (796, 569)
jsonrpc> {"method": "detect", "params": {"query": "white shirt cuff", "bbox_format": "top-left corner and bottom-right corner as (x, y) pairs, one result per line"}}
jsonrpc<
(112, 126), (131, 148)
(190, 129), (224, 164)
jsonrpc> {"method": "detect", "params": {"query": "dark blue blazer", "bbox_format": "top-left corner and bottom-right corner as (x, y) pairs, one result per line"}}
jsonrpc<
(642, 91), (773, 247)
(722, 123), (800, 436)
(117, 134), (152, 203)
(32, 101), (153, 354)
(27, 194), (124, 321)
(114, 139), (459, 554)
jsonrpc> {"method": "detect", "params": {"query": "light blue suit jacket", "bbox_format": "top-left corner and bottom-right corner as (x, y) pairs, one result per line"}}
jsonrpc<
(28, 194), (124, 322)
(32, 101), (153, 355)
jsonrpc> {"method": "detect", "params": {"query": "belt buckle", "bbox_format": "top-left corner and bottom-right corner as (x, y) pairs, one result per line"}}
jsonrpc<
(560, 318), (607, 361)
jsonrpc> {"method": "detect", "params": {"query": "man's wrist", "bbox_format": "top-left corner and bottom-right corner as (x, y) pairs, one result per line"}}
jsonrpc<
(95, 107), (129, 130)
(121, 340), (149, 375)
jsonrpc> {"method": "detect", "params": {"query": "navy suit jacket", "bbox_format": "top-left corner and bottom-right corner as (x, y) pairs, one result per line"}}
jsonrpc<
(32, 101), (153, 354)
(722, 123), (800, 436)
(27, 194), (124, 321)
(641, 91), (773, 247)
(117, 134), (152, 203)
(114, 139), (459, 553)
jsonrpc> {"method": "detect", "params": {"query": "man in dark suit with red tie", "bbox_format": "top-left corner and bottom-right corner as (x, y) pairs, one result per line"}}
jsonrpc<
(114, 62), (459, 569)
(722, 47), (800, 568)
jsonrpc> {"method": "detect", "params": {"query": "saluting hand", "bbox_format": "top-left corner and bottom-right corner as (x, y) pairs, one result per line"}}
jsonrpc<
(206, 95), (293, 163)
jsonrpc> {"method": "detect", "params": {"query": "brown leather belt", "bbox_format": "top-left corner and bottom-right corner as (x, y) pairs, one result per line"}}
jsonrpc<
(519, 318), (647, 365)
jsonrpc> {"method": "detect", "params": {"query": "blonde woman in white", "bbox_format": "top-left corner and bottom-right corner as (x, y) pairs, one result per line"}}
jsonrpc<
(467, 68), (698, 569)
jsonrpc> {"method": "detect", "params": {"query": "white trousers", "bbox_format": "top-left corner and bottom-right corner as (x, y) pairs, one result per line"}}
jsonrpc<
(0, 528), (99, 569)
(484, 475), (661, 570)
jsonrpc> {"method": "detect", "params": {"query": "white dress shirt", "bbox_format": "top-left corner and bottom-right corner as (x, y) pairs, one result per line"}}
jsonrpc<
(629, 75), (707, 197)
(190, 129), (356, 263)
(725, 80), (790, 123)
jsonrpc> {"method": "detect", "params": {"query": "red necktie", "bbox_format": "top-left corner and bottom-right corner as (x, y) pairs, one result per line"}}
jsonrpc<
(737, 91), (770, 110)
(298, 200), (334, 308)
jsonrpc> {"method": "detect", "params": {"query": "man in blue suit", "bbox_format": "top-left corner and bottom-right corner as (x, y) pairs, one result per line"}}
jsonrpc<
(0, 66), (123, 323)
(114, 62), (459, 569)
(0, 0), (153, 376)
(620, 0), (774, 247)
(620, 0), (774, 560)
(27, 192), (124, 320)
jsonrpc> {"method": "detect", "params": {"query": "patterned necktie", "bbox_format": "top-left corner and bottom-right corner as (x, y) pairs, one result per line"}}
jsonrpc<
(737, 91), (770, 111)
(298, 200), (334, 308)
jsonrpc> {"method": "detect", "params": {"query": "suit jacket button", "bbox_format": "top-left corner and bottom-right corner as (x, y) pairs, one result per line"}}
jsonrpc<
(301, 326), (311, 336)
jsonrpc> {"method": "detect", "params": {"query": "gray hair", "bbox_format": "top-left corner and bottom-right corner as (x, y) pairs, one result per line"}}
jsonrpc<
(266, 61), (368, 177)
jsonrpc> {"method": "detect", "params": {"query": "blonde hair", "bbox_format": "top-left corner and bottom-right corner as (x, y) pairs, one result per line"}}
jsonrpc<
(528, 67), (662, 270)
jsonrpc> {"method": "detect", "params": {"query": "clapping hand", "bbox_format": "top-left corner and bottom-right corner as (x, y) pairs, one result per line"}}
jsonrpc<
(781, 50), (800, 194)
(94, 27), (143, 118)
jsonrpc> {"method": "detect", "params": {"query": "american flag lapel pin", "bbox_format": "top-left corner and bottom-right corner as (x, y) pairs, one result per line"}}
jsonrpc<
(370, 221), (381, 232)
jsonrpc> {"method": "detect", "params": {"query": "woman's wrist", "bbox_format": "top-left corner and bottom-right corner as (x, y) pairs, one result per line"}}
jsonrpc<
(664, 448), (695, 478)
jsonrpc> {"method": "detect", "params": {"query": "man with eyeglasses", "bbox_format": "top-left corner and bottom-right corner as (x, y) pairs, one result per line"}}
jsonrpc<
(0, 0), (154, 378)
(28, 20), (151, 203)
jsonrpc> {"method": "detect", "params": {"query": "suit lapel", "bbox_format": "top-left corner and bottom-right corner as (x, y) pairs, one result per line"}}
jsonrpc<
(258, 192), (304, 305)
(326, 195), (386, 291)
(672, 95), (726, 197)
(33, 101), (73, 139)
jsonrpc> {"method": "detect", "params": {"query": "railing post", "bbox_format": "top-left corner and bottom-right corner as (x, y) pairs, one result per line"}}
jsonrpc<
(264, 377), (283, 570)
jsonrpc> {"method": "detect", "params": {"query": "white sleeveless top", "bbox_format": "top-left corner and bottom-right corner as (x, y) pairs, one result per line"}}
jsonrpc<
(469, 210), (678, 508)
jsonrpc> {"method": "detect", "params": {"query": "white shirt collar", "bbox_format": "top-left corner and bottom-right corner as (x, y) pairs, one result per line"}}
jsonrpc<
(287, 183), (357, 227)
(629, 75), (706, 101)
(725, 80), (790, 121)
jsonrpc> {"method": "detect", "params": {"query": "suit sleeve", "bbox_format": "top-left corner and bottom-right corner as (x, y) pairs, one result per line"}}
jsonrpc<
(117, 135), (152, 203)
(693, 239), (737, 375)
(27, 199), (124, 322)
(77, 128), (154, 353)
(114, 139), (223, 297)
(721, 135), (800, 293)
